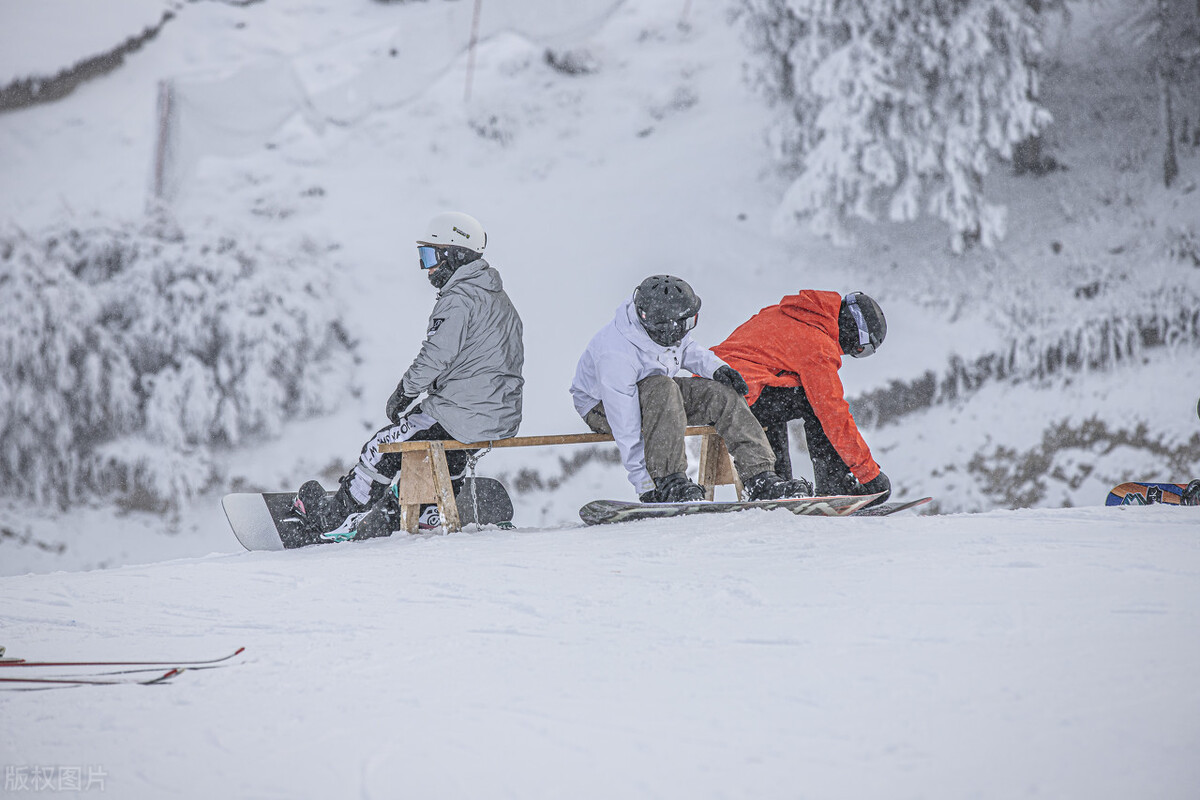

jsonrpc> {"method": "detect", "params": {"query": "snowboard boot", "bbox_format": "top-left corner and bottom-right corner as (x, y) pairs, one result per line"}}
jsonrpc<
(338, 488), (445, 540)
(745, 470), (814, 501)
(344, 485), (402, 541)
(319, 509), (373, 543)
(640, 472), (706, 503)
(1183, 479), (1200, 507)
(294, 480), (365, 539)
(292, 480), (327, 523)
(812, 457), (858, 496)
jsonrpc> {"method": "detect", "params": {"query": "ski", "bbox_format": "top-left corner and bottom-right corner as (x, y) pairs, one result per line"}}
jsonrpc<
(0, 668), (183, 688)
(0, 646), (245, 669)
(29, 662), (238, 679)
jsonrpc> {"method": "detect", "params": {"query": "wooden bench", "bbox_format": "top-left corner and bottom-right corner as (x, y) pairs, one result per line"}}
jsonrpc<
(377, 426), (743, 532)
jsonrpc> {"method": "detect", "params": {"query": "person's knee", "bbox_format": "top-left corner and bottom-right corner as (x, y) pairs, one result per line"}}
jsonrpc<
(638, 374), (677, 394)
(707, 379), (743, 405)
(694, 379), (749, 420)
(638, 374), (683, 411)
(680, 375), (742, 407)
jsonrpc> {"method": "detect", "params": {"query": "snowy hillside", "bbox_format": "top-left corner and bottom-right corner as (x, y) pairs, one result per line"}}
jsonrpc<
(2, 1), (1200, 797)
(2, 0), (1197, 574)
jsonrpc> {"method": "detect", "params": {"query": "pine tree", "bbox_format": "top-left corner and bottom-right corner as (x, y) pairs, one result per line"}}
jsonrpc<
(738, 0), (1054, 252)
(0, 219), (356, 511)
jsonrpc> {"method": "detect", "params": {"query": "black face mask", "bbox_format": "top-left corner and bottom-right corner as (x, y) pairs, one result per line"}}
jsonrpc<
(428, 262), (456, 289)
(419, 244), (465, 290)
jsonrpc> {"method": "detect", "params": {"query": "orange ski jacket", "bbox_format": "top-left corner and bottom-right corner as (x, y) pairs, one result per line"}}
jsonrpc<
(712, 290), (880, 484)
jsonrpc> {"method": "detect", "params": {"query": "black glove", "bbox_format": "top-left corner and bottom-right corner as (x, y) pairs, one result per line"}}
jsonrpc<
(713, 365), (749, 396)
(857, 471), (891, 503)
(385, 385), (415, 424)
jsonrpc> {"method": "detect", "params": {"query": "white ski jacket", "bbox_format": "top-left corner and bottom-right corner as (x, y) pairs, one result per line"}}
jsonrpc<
(570, 296), (727, 493)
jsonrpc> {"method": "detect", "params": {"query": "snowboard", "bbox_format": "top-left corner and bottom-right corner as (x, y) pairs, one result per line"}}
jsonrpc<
(1105, 481), (1200, 507)
(851, 496), (934, 517)
(222, 476), (515, 551)
(579, 492), (882, 526)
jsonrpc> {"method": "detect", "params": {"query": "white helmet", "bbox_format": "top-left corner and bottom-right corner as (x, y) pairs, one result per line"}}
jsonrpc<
(417, 211), (487, 254)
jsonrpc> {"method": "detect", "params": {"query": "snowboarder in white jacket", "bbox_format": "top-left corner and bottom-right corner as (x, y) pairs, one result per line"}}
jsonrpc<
(293, 211), (524, 539)
(570, 275), (812, 503)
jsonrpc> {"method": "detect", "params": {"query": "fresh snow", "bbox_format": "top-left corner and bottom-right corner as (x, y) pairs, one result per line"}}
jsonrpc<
(1, 0), (1199, 797)
(3, 507), (1199, 799)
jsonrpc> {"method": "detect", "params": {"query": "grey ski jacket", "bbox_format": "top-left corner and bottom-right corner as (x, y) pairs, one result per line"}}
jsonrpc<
(399, 258), (524, 443)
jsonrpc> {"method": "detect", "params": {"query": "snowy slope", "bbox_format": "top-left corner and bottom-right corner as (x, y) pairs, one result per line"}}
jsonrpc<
(2, 507), (1198, 799)
(2, 3), (1200, 796)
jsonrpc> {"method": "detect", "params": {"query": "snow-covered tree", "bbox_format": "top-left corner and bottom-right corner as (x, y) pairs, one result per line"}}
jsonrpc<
(0, 218), (356, 512)
(1118, 0), (1200, 188)
(738, 0), (1054, 252)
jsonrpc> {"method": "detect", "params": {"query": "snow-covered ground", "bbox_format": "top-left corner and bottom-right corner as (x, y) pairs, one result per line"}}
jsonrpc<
(3, 506), (1199, 799)
(1, 0), (1199, 796)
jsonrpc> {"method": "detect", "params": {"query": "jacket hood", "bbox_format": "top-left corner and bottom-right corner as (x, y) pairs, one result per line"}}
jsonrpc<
(442, 257), (502, 293)
(780, 290), (842, 342)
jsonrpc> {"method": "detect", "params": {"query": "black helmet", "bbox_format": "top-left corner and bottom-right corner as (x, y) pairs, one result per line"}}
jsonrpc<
(633, 275), (701, 347)
(838, 292), (886, 358)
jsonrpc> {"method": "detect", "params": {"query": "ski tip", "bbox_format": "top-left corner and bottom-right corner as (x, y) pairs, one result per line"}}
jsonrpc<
(233, 646), (246, 656)
(146, 667), (185, 684)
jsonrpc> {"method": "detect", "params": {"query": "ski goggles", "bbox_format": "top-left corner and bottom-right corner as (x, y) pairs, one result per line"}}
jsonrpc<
(643, 312), (699, 342)
(844, 292), (880, 358)
(417, 245), (441, 270)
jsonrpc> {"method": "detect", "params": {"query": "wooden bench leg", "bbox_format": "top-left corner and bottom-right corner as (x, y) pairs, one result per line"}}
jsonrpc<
(397, 448), (434, 534)
(428, 442), (461, 533)
(400, 502), (423, 534)
(698, 433), (743, 501)
(395, 443), (463, 533)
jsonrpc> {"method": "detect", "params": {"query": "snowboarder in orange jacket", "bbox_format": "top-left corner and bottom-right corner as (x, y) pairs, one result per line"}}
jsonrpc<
(712, 290), (891, 504)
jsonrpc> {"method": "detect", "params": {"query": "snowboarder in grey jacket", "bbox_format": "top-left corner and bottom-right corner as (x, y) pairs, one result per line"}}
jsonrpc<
(293, 212), (524, 539)
(570, 275), (812, 504)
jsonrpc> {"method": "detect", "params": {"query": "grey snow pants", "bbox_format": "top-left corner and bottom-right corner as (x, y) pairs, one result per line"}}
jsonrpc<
(584, 375), (776, 483)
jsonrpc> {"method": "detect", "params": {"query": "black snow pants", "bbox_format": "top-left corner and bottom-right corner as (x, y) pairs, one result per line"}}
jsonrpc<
(748, 385), (859, 496)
